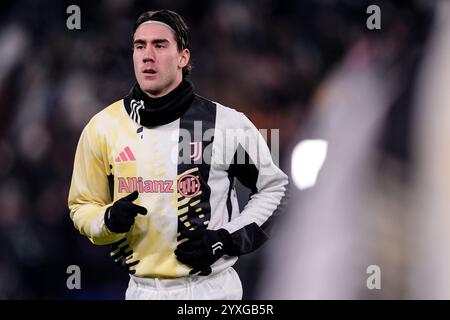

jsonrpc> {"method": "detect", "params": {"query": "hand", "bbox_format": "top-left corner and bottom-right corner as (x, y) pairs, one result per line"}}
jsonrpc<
(104, 191), (147, 233)
(175, 228), (233, 275)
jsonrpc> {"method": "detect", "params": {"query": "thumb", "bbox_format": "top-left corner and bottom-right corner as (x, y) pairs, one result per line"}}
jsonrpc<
(121, 190), (139, 202)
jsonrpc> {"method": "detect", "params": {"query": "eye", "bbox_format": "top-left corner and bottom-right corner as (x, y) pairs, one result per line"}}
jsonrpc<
(155, 43), (166, 49)
(135, 45), (144, 50)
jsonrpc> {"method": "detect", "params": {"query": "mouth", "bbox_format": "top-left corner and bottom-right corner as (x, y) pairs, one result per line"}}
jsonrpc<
(142, 68), (157, 77)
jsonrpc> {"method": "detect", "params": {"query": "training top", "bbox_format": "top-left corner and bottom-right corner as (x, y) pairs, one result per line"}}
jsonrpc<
(68, 89), (288, 278)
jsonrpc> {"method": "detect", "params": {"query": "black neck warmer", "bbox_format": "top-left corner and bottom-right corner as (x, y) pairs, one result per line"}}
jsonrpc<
(123, 80), (194, 127)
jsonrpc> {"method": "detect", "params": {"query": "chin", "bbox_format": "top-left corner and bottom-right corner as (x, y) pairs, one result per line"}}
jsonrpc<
(140, 83), (162, 96)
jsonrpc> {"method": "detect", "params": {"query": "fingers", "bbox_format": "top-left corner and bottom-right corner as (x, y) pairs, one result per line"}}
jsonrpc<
(177, 239), (201, 252)
(106, 191), (147, 233)
(121, 190), (139, 202)
(118, 192), (147, 215)
(175, 242), (215, 275)
(174, 247), (199, 264)
(189, 268), (201, 275)
(179, 228), (205, 241)
(198, 267), (212, 276)
(119, 202), (148, 216)
(132, 204), (148, 215)
(189, 266), (212, 276)
(175, 228), (207, 260)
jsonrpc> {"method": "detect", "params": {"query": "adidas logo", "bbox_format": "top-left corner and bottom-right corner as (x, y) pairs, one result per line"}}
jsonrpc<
(115, 146), (136, 162)
(212, 241), (223, 255)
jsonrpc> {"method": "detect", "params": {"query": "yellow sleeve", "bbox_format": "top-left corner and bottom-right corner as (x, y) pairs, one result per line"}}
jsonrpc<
(68, 120), (124, 245)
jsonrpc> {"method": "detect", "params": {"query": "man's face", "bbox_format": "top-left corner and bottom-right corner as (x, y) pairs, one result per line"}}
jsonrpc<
(133, 22), (190, 98)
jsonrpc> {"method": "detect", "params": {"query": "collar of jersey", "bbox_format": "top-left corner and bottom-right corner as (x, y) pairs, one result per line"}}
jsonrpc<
(123, 80), (194, 127)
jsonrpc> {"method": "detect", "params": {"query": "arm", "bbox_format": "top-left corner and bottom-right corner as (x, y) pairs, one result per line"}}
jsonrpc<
(175, 112), (288, 273)
(222, 113), (289, 255)
(68, 121), (124, 245)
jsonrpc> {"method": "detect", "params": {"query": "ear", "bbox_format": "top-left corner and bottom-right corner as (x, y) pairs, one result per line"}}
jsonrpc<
(178, 48), (190, 69)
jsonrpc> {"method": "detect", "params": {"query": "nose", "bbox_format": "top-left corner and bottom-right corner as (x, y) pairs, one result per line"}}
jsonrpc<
(142, 46), (155, 63)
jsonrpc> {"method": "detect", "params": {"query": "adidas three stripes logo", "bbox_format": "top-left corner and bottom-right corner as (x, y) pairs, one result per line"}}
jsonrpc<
(115, 146), (136, 162)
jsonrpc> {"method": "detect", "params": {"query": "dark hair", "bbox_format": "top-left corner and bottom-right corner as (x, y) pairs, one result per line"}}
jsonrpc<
(132, 10), (192, 77)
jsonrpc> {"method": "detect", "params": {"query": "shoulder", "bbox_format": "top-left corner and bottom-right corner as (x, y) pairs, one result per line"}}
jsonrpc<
(193, 94), (246, 125)
(89, 99), (124, 125)
(193, 94), (238, 113)
(84, 99), (126, 135)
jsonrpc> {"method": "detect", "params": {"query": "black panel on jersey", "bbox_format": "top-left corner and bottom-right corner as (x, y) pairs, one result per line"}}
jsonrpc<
(227, 145), (269, 255)
(176, 95), (216, 238)
(225, 144), (259, 222)
(110, 238), (139, 274)
(107, 169), (114, 201)
(229, 144), (289, 240)
(228, 144), (258, 195)
(226, 175), (234, 222)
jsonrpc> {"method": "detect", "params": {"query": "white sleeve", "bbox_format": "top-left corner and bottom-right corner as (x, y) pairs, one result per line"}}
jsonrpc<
(221, 113), (289, 255)
(68, 122), (124, 245)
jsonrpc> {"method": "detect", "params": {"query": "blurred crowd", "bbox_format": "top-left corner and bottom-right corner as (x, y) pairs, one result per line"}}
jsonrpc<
(0, 0), (439, 299)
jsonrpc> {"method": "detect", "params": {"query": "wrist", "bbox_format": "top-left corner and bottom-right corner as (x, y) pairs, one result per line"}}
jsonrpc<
(104, 206), (113, 232)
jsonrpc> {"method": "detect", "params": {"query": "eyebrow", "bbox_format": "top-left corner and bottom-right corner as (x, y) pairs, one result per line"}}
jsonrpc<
(133, 38), (170, 46)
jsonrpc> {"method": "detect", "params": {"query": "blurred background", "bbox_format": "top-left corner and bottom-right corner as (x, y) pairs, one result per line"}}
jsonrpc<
(0, 0), (447, 299)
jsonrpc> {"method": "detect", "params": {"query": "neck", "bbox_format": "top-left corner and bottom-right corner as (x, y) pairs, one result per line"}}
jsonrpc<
(124, 79), (194, 127)
(137, 79), (188, 110)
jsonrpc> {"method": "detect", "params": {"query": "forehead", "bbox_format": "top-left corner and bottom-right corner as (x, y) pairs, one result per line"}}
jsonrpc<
(133, 22), (176, 42)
